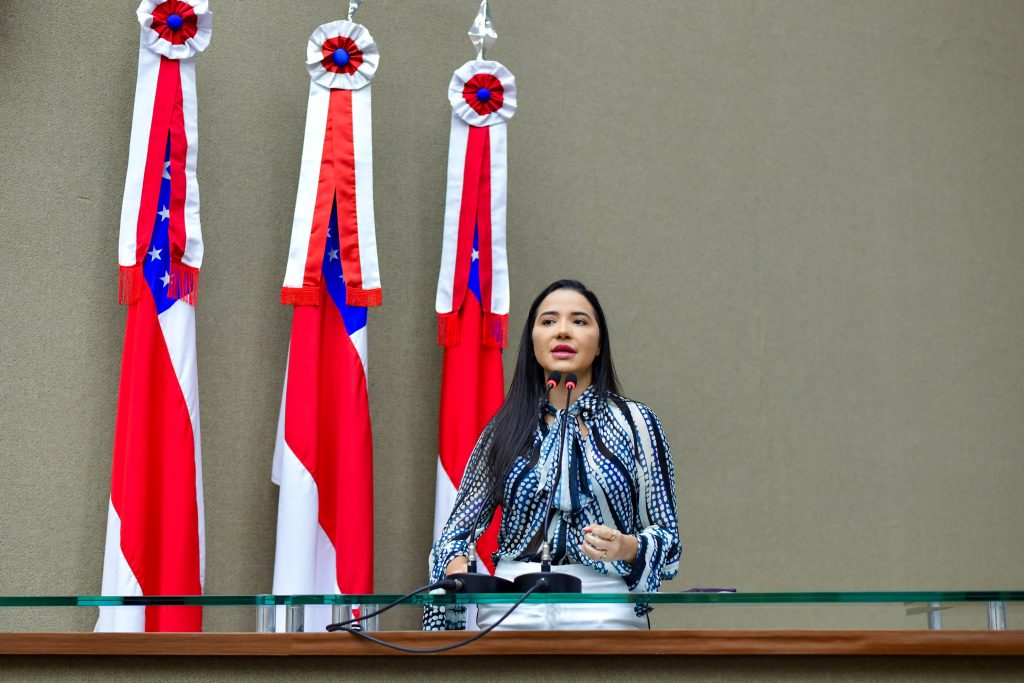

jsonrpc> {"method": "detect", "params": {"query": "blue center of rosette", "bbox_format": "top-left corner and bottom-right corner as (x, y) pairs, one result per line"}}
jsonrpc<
(476, 87), (492, 102)
(166, 14), (184, 31)
(332, 50), (351, 67)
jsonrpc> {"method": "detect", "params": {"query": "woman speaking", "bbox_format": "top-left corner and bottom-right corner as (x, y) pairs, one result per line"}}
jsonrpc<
(425, 280), (680, 630)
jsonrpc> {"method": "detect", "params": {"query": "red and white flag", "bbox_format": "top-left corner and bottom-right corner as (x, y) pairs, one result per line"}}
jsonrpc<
(433, 60), (517, 583)
(97, 0), (212, 633)
(272, 18), (382, 632)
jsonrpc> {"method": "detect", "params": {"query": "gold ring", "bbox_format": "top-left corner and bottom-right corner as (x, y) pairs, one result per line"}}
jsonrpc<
(610, 530), (618, 542)
(601, 549), (608, 561)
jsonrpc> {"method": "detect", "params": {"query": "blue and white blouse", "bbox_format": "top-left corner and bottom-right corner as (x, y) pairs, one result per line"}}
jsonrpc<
(424, 387), (681, 630)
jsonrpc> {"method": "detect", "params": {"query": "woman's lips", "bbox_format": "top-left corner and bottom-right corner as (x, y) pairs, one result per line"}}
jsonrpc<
(552, 345), (576, 359)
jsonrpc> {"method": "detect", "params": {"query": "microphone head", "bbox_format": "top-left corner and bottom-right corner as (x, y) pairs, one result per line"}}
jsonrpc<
(565, 373), (578, 391)
(546, 370), (562, 389)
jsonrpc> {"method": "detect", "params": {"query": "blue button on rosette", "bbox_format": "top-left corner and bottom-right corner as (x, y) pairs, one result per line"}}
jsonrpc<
(331, 50), (351, 67)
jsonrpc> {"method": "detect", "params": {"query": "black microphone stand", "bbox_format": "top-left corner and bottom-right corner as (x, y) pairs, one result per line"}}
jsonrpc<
(444, 372), (564, 595)
(513, 373), (583, 594)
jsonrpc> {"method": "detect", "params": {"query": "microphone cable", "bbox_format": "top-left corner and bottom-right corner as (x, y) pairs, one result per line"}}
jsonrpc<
(328, 580), (546, 654)
(325, 578), (463, 632)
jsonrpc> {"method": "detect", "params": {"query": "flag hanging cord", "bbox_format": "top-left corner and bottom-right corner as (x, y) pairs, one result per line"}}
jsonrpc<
(327, 582), (545, 653)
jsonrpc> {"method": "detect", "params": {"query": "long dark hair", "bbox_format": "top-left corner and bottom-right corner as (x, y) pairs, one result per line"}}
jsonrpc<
(485, 280), (620, 484)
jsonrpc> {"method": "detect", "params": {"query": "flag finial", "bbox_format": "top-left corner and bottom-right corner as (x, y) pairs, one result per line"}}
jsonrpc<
(348, 0), (363, 21)
(468, 0), (496, 60)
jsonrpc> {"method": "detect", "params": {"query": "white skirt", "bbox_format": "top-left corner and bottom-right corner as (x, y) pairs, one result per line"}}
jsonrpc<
(474, 559), (650, 631)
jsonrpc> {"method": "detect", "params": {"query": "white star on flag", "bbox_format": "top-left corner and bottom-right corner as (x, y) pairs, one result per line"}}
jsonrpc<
(158, 206), (170, 222)
(148, 247), (162, 261)
(471, 249), (479, 261)
(162, 160), (171, 179)
(160, 271), (171, 287)
(328, 248), (339, 261)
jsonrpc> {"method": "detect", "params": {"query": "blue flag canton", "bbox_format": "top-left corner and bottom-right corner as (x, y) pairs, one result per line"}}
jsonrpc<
(322, 201), (368, 336)
(467, 224), (482, 305)
(142, 140), (176, 314)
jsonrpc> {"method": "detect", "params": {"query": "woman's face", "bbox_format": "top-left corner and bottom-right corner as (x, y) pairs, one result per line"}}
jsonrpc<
(531, 289), (602, 382)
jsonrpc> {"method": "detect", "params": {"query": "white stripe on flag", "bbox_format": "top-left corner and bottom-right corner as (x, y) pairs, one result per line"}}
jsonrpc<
(432, 455), (458, 543)
(272, 431), (340, 632)
(271, 356), (289, 486)
(158, 299), (205, 585)
(95, 499), (145, 632)
(350, 327), (368, 379)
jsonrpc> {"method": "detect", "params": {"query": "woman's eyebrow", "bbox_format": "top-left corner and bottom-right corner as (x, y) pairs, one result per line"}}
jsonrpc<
(537, 310), (593, 319)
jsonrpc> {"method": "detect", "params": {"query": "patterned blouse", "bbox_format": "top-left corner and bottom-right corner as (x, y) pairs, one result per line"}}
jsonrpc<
(424, 386), (680, 630)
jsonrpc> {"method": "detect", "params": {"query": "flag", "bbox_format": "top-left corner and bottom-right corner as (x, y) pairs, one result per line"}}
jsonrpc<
(272, 18), (381, 633)
(97, 0), (211, 633)
(433, 59), (517, 588)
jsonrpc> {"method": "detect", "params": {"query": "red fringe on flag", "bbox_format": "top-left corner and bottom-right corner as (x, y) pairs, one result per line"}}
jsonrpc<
(281, 286), (321, 306)
(168, 262), (200, 306)
(345, 286), (383, 307)
(118, 265), (146, 305)
(437, 311), (460, 347)
(482, 312), (508, 349)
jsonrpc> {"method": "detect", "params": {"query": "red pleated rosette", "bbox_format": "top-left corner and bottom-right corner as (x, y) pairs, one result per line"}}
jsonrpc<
(448, 60), (517, 127)
(137, 0), (212, 59)
(306, 20), (379, 91)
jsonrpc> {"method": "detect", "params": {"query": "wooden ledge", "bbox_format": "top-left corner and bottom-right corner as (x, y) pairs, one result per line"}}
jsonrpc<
(1, 631), (1022, 656)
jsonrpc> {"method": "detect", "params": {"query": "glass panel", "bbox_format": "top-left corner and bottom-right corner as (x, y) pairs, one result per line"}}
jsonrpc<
(1, 590), (1022, 607)
(1, 593), (1020, 632)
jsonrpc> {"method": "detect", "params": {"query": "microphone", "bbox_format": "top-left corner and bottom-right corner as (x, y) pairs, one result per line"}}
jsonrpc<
(512, 372), (583, 593)
(444, 372), (562, 595)
(545, 370), (562, 393)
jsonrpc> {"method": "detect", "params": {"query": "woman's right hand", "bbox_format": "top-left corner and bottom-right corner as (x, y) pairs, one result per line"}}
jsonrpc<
(445, 555), (468, 576)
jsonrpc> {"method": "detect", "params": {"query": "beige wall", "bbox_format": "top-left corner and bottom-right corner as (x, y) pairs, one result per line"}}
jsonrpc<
(1, 0), (1022, 636)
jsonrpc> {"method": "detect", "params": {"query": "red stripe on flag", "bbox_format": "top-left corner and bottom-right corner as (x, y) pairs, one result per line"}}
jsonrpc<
(135, 57), (180, 264)
(111, 295), (201, 632)
(438, 291), (504, 573)
(284, 284), (374, 593)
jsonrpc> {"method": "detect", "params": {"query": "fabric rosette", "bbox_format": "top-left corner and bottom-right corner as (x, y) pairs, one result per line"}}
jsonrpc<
(137, 0), (212, 60)
(448, 60), (517, 127)
(306, 20), (379, 91)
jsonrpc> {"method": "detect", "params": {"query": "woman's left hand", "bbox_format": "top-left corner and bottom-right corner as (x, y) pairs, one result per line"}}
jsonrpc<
(581, 524), (638, 563)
